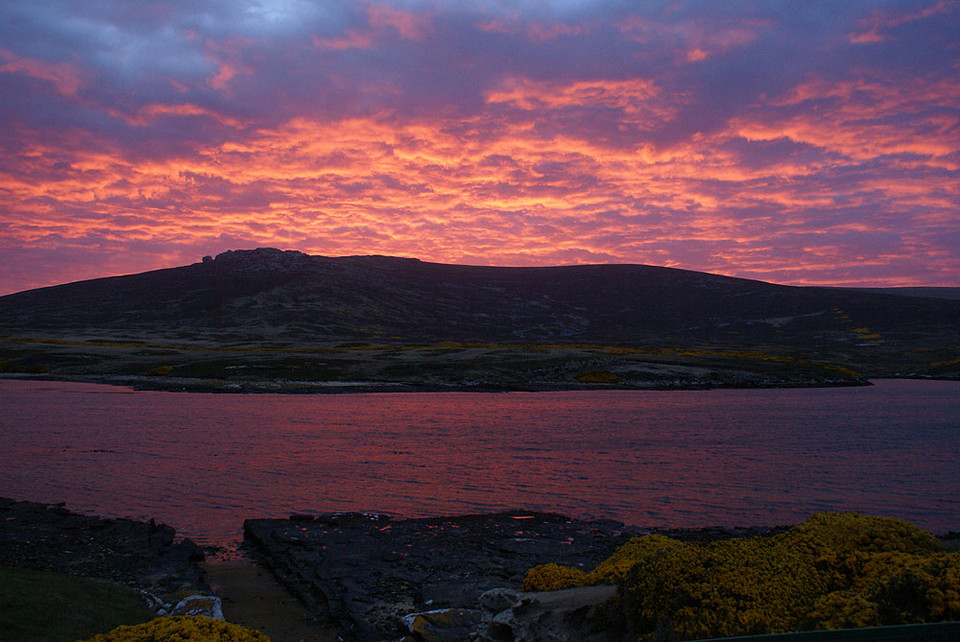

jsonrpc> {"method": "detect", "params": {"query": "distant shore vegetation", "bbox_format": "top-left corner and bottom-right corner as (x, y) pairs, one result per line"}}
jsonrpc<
(0, 337), (878, 393)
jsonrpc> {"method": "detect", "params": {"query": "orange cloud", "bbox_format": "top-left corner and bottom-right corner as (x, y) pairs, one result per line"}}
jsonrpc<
(487, 76), (659, 110)
(1, 3), (958, 293)
(744, 74), (960, 162)
(106, 103), (248, 128)
(3, 88), (953, 285)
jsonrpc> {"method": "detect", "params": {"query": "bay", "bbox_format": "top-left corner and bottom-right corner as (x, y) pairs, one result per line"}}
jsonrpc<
(0, 378), (957, 545)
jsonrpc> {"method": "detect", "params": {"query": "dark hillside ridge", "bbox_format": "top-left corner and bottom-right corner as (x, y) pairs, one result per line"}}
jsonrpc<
(1, 248), (958, 379)
(842, 286), (960, 301)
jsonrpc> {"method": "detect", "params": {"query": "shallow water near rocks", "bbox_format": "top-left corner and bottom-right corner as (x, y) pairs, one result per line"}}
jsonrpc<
(1, 378), (957, 545)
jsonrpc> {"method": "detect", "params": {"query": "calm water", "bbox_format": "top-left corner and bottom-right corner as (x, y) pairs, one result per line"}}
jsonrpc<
(0, 379), (957, 545)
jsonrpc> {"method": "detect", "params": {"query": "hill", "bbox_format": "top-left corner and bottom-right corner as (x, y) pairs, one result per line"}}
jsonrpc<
(1, 248), (957, 391)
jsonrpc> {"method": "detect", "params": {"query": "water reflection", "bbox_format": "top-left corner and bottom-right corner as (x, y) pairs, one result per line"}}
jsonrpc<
(0, 379), (958, 545)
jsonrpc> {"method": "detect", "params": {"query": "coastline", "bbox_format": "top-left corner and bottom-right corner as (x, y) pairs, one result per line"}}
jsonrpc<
(242, 510), (799, 641)
(3, 498), (959, 641)
(1, 336), (895, 393)
(0, 498), (788, 641)
(0, 370), (877, 394)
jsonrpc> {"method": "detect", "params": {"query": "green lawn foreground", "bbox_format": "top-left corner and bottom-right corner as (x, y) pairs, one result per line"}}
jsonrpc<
(0, 565), (154, 641)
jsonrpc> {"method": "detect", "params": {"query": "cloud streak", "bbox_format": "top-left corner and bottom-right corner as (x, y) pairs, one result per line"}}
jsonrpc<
(0, 0), (958, 294)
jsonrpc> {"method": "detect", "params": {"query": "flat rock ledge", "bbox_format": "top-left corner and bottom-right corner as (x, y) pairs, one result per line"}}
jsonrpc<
(244, 511), (788, 641)
(401, 584), (622, 642)
(0, 497), (210, 612)
(243, 511), (632, 640)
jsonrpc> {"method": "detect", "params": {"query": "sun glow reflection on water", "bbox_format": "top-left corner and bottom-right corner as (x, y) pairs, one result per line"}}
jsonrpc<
(0, 379), (957, 545)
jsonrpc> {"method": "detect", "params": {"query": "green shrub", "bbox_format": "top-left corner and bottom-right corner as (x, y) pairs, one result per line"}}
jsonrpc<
(587, 534), (684, 585)
(523, 513), (960, 640)
(522, 563), (588, 591)
(146, 365), (174, 376)
(619, 513), (960, 640)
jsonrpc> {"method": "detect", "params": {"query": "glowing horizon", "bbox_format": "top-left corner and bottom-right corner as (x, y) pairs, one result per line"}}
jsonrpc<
(1, 1), (958, 295)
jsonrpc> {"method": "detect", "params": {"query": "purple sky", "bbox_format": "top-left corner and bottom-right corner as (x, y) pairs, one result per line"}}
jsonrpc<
(1, 0), (958, 295)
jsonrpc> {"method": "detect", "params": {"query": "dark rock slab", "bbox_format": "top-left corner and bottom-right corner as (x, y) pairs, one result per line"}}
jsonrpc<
(244, 511), (637, 641)
(0, 497), (206, 600)
(478, 584), (621, 642)
(404, 607), (483, 642)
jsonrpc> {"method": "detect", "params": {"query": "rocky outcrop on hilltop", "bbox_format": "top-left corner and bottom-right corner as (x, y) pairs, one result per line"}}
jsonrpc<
(1, 247), (956, 351)
(1, 248), (958, 381)
(208, 247), (315, 272)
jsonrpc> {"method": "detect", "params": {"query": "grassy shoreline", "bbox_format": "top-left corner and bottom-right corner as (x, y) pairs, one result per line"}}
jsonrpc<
(0, 566), (154, 641)
(1, 337), (881, 394)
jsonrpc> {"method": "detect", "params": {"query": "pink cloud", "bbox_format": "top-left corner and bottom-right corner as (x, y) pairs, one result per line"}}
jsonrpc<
(0, 49), (82, 96)
(366, 3), (434, 41)
(313, 30), (377, 51)
(0, 1), (957, 295)
(850, 0), (956, 43)
(313, 3), (433, 50)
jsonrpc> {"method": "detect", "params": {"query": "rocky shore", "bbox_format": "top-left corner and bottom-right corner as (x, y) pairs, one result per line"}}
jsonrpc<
(6, 499), (955, 641)
(0, 370), (872, 395)
(0, 497), (781, 640)
(243, 511), (789, 641)
(0, 498), (210, 614)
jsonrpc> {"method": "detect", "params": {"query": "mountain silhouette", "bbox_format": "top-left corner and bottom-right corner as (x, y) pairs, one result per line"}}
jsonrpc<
(1, 248), (957, 386)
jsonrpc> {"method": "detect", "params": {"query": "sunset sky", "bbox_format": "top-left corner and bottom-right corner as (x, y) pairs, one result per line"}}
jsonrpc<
(1, 0), (958, 295)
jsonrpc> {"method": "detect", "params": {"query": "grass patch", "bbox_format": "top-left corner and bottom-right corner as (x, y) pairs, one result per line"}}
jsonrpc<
(0, 566), (153, 641)
(575, 370), (620, 384)
(0, 360), (51, 374)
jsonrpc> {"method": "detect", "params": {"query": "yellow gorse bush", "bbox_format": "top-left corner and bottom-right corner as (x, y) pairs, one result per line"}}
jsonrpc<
(81, 615), (270, 641)
(522, 513), (960, 640)
(521, 563), (588, 591)
(522, 533), (683, 591)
